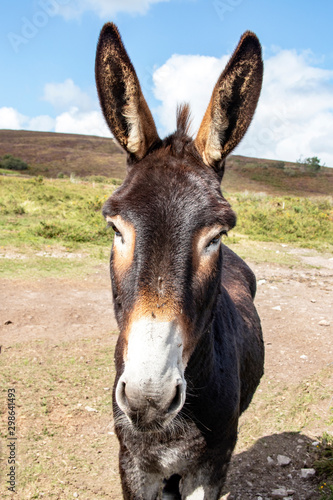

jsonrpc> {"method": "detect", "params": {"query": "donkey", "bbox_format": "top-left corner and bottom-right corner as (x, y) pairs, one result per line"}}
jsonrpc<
(95, 23), (264, 500)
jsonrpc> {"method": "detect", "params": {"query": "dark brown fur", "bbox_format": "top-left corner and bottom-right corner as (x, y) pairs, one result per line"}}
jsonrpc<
(95, 23), (264, 499)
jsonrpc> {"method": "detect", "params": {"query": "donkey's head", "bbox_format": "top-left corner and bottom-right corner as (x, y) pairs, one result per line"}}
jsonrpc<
(96, 23), (263, 432)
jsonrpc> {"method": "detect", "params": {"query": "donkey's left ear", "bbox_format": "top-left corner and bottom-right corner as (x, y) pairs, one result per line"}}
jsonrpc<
(95, 23), (160, 162)
(195, 32), (263, 175)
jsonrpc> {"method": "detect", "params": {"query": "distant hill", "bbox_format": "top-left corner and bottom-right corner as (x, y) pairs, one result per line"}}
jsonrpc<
(0, 129), (332, 196)
(0, 130), (125, 180)
(223, 155), (333, 196)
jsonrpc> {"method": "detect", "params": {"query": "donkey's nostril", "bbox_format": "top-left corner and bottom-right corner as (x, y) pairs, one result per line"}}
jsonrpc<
(167, 383), (183, 415)
(116, 380), (129, 410)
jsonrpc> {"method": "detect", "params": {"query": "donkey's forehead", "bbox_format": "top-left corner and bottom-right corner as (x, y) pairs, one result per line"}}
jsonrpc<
(105, 157), (233, 228)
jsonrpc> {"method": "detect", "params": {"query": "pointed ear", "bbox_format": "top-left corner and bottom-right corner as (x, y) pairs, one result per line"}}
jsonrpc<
(95, 23), (160, 162)
(195, 31), (263, 174)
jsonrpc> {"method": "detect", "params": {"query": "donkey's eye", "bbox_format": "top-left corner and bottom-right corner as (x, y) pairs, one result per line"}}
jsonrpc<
(108, 222), (122, 238)
(206, 230), (227, 248)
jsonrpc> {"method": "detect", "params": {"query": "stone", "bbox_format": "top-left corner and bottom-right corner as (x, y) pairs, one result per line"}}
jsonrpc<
(300, 468), (316, 479)
(85, 406), (98, 412)
(271, 488), (288, 498)
(267, 456), (275, 465)
(277, 454), (291, 466)
(319, 319), (330, 326)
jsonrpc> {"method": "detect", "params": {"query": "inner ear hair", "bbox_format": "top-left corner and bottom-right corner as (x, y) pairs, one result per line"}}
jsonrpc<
(95, 23), (160, 162)
(195, 31), (263, 172)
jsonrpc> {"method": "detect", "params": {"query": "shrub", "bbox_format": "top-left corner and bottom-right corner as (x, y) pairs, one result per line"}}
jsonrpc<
(0, 154), (28, 171)
(297, 156), (324, 172)
(272, 161), (285, 169)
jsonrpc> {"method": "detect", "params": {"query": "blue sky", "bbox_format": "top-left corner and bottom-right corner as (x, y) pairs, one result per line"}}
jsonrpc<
(1, 0), (333, 166)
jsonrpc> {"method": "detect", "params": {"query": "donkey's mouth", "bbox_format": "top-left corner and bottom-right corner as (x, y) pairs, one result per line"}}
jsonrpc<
(127, 398), (184, 432)
(118, 395), (186, 435)
(130, 418), (169, 434)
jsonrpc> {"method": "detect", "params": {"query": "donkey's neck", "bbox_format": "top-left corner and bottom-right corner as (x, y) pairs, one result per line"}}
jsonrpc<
(185, 322), (216, 387)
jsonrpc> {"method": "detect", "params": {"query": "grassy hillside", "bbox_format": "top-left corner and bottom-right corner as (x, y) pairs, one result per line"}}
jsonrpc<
(223, 155), (333, 196)
(0, 130), (125, 180)
(0, 129), (333, 196)
(0, 175), (331, 279)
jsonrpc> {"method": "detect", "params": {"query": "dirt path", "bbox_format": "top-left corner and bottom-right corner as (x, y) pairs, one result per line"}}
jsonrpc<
(1, 257), (332, 499)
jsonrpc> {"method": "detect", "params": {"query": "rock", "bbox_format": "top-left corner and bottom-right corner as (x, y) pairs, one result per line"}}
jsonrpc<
(300, 354), (308, 360)
(318, 319), (330, 326)
(267, 456), (275, 465)
(85, 406), (98, 412)
(312, 441), (320, 446)
(272, 305), (282, 311)
(258, 279), (266, 285)
(271, 488), (288, 497)
(277, 454), (291, 466)
(300, 468), (316, 479)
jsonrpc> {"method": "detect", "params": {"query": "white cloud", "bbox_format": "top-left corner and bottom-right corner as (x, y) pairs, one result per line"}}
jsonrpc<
(0, 79), (111, 138)
(57, 0), (170, 20)
(0, 107), (27, 129)
(28, 115), (55, 131)
(153, 54), (229, 136)
(42, 78), (94, 112)
(152, 49), (333, 167)
(55, 107), (111, 137)
(0, 107), (55, 132)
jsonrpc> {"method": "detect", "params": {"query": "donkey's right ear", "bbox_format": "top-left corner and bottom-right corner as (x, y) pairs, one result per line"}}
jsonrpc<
(95, 23), (160, 162)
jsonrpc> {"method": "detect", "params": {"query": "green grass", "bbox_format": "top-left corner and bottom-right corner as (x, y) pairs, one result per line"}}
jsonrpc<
(0, 168), (27, 176)
(0, 176), (118, 277)
(0, 176), (116, 242)
(0, 176), (332, 278)
(228, 192), (333, 252)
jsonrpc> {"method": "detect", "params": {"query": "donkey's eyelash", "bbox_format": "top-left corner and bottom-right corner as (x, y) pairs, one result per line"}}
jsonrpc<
(206, 230), (228, 248)
(107, 221), (122, 237)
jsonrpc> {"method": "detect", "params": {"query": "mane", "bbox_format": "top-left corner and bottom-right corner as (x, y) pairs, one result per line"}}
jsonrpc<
(176, 103), (192, 136)
(156, 103), (193, 158)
